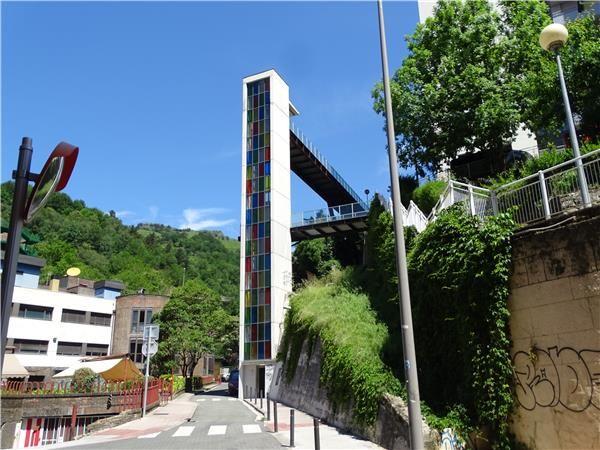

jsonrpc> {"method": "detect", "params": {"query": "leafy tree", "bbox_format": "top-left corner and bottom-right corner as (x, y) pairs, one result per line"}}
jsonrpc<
(502, 3), (600, 141)
(153, 281), (237, 388)
(373, 0), (600, 178)
(292, 238), (338, 284)
(373, 0), (520, 176)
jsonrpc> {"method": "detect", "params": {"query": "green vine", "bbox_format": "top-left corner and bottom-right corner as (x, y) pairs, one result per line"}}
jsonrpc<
(408, 206), (516, 449)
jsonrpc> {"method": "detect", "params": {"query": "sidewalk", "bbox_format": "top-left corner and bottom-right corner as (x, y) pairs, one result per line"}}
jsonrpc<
(244, 398), (384, 450)
(38, 392), (199, 449)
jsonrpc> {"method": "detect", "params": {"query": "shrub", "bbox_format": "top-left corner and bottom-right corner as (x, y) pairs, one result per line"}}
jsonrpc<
(412, 180), (447, 215)
(72, 368), (96, 393)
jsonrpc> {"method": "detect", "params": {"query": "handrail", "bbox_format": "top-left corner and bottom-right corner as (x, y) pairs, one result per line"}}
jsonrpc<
(496, 148), (600, 191)
(290, 122), (368, 211)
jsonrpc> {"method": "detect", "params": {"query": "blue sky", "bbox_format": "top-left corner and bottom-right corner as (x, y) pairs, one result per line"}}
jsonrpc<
(2, 1), (419, 237)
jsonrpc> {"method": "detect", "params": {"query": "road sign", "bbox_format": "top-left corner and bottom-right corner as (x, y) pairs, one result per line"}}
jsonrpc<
(142, 340), (158, 357)
(143, 324), (160, 340)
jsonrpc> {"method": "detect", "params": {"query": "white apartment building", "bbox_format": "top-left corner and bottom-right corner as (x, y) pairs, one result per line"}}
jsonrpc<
(3, 254), (123, 381)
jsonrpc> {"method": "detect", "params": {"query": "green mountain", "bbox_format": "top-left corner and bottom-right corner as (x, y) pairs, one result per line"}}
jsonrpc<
(1, 182), (240, 308)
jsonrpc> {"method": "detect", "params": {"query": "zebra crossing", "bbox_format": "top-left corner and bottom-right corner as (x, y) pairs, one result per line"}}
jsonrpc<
(196, 397), (237, 402)
(137, 423), (264, 439)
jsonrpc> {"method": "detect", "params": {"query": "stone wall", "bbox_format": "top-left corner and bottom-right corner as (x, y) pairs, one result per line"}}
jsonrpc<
(509, 209), (600, 449)
(1, 393), (118, 449)
(269, 338), (437, 449)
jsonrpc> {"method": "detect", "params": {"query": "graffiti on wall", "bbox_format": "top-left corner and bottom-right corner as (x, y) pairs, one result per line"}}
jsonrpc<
(440, 428), (465, 450)
(512, 346), (600, 412)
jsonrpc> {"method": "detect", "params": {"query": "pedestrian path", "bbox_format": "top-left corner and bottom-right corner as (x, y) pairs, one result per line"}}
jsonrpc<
(135, 423), (267, 439)
(244, 398), (384, 449)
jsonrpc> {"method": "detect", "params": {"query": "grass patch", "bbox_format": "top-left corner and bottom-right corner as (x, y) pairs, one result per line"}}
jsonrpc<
(278, 271), (402, 426)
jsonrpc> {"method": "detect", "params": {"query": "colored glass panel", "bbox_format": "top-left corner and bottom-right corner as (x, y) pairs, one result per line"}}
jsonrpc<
(244, 78), (272, 361)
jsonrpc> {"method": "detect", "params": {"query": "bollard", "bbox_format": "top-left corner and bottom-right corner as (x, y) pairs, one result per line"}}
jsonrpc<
(313, 418), (320, 450)
(260, 390), (263, 409)
(290, 409), (295, 447)
(266, 393), (270, 420)
(273, 400), (278, 432)
(245, 385), (248, 400)
(254, 387), (257, 404)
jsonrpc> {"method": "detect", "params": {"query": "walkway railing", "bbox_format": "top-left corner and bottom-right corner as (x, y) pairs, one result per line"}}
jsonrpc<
(430, 148), (600, 226)
(1, 379), (172, 412)
(292, 202), (368, 228)
(290, 122), (368, 211)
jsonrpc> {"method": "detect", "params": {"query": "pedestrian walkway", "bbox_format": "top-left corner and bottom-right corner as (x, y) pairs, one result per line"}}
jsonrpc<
(244, 398), (384, 449)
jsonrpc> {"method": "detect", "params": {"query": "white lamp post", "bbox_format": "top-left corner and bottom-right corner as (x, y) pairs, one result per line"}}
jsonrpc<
(539, 23), (591, 207)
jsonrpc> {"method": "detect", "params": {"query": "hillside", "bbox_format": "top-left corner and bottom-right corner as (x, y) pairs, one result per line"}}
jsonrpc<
(1, 182), (240, 307)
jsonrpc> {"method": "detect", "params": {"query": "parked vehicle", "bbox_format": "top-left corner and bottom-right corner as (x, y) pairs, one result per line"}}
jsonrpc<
(220, 367), (230, 382)
(228, 369), (239, 396)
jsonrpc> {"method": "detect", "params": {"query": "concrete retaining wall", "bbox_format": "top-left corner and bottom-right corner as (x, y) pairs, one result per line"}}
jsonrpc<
(509, 210), (600, 449)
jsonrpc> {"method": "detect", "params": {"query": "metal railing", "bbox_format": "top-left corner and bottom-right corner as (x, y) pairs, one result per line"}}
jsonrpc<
(291, 202), (368, 228)
(429, 148), (600, 226)
(290, 122), (368, 211)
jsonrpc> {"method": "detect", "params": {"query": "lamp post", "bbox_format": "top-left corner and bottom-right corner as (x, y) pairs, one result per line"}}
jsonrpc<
(377, 1), (424, 448)
(1, 138), (78, 372)
(539, 23), (591, 208)
(364, 189), (370, 206)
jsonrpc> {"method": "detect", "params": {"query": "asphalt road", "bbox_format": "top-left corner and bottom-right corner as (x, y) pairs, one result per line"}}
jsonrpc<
(65, 385), (281, 450)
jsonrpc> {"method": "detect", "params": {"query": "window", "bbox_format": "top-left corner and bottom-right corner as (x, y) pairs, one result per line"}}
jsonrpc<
(56, 342), (83, 356)
(90, 312), (111, 327)
(18, 304), (53, 321)
(86, 344), (109, 356)
(129, 338), (144, 364)
(130, 309), (153, 334)
(61, 309), (86, 324)
(14, 339), (48, 354)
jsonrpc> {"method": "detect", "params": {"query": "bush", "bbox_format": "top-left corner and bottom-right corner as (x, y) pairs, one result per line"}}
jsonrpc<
(412, 180), (447, 215)
(72, 368), (96, 393)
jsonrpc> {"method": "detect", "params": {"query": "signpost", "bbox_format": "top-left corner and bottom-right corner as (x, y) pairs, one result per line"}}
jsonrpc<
(1, 138), (78, 372)
(142, 324), (159, 417)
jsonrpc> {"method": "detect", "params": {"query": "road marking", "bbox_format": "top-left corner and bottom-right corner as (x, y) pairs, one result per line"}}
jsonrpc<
(207, 425), (227, 435)
(172, 426), (194, 437)
(138, 432), (160, 439)
(228, 398), (237, 401)
(211, 398), (221, 402)
(197, 398), (207, 402)
(242, 424), (262, 434)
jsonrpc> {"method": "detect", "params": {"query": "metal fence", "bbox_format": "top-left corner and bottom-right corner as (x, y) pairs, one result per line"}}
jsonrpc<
(430, 148), (600, 226)
(292, 202), (367, 228)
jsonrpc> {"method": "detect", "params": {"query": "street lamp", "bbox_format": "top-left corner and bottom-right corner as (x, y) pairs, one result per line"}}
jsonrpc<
(539, 23), (591, 208)
(377, 1), (424, 448)
(1, 138), (78, 371)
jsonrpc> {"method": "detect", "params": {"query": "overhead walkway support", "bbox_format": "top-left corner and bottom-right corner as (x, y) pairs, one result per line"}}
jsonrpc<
(290, 123), (367, 211)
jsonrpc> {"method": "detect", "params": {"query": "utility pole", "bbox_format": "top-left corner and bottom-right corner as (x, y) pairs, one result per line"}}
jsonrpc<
(376, 1), (424, 448)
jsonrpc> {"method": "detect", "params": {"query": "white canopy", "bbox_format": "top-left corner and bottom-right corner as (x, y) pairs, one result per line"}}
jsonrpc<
(53, 357), (142, 381)
(2, 354), (29, 378)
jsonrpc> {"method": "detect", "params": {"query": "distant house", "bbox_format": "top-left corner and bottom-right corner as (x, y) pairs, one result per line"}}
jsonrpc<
(110, 293), (169, 369)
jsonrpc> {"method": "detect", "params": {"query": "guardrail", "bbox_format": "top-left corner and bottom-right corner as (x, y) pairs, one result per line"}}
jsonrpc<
(292, 202), (368, 228)
(429, 148), (600, 226)
(290, 122), (368, 211)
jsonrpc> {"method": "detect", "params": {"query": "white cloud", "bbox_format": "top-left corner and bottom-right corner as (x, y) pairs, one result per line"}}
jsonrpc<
(115, 210), (135, 218)
(180, 208), (235, 231)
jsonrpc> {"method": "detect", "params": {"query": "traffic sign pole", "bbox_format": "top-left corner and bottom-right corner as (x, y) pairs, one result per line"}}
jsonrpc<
(141, 324), (159, 417)
(142, 350), (151, 417)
